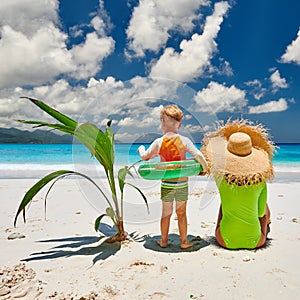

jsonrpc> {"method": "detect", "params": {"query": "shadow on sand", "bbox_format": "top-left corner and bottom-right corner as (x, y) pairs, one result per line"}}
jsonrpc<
(142, 233), (210, 253)
(204, 235), (273, 251)
(22, 235), (121, 266)
(21, 223), (124, 265)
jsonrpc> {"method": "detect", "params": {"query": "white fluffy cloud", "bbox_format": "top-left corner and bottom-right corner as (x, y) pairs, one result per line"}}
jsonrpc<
(149, 1), (230, 82)
(244, 79), (266, 100)
(0, 0), (59, 35)
(70, 32), (115, 80)
(193, 81), (246, 113)
(0, 25), (74, 88)
(0, 0), (115, 89)
(118, 117), (136, 127)
(281, 28), (300, 65)
(248, 98), (288, 114)
(126, 0), (208, 58)
(270, 70), (288, 91)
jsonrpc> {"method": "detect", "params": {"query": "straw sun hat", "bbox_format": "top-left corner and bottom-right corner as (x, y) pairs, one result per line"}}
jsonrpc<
(201, 119), (275, 185)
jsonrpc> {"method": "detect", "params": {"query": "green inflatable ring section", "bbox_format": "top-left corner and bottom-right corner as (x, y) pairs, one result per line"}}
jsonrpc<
(138, 159), (203, 180)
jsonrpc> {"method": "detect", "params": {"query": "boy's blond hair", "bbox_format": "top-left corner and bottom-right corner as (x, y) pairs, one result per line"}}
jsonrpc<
(160, 105), (183, 122)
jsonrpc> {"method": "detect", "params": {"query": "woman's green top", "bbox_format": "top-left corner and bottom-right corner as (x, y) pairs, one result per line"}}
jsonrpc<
(217, 178), (267, 249)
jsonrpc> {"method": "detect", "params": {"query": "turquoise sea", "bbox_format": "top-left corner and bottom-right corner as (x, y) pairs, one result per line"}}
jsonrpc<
(0, 143), (299, 180)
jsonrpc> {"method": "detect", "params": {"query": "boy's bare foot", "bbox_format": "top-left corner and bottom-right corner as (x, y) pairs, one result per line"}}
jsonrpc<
(181, 242), (193, 249)
(157, 240), (167, 248)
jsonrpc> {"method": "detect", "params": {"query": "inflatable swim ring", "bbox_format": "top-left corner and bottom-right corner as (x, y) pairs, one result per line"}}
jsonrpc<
(138, 159), (203, 180)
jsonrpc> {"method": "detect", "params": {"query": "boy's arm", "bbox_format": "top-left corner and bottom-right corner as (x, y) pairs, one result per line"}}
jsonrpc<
(137, 138), (161, 160)
(184, 137), (208, 173)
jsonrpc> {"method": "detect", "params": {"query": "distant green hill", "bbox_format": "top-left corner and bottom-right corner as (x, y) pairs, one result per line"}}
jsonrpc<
(0, 128), (73, 144)
(0, 128), (163, 144)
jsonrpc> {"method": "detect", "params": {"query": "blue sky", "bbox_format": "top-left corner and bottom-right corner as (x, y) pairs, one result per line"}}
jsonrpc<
(0, 0), (299, 143)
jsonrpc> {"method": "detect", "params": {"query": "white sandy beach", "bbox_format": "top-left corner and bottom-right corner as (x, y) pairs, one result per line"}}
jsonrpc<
(0, 174), (299, 299)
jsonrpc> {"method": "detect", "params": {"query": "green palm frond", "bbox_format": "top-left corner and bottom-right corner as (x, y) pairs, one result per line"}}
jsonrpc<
(20, 97), (77, 129)
(14, 97), (149, 242)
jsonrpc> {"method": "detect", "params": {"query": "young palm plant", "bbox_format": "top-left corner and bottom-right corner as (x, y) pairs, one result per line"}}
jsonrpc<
(14, 97), (148, 243)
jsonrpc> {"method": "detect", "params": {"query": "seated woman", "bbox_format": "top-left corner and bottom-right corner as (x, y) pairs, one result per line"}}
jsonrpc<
(201, 119), (275, 249)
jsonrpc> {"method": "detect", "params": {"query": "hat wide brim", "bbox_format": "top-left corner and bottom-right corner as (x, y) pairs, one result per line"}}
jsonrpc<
(204, 136), (274, 184)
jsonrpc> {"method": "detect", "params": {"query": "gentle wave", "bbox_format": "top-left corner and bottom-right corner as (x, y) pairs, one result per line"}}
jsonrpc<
(0, 163), (127, 179)
(0, 163), (75, 171)
(1, 163), (300, 181)
(274, 165), (300, 173)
